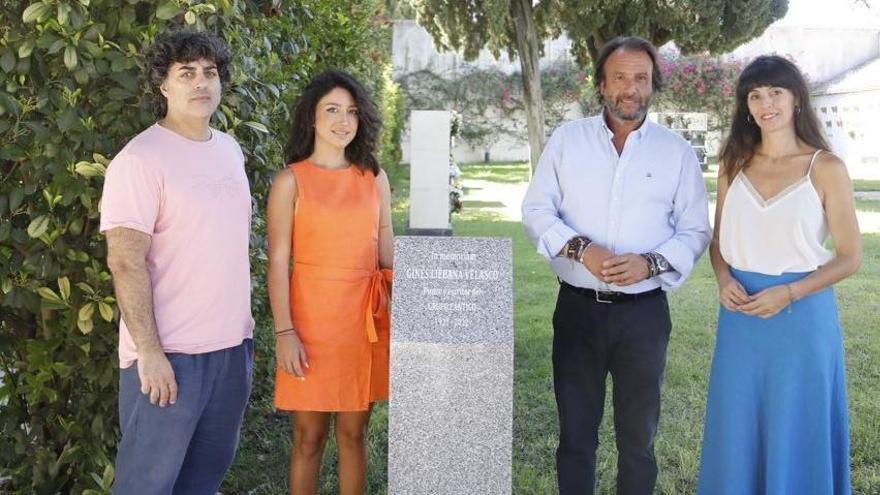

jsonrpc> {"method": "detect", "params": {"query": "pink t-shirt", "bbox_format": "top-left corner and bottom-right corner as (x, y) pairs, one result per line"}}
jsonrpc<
(100, 124), (255, 368)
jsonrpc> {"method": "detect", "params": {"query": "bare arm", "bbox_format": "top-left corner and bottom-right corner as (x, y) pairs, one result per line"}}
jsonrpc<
(376, 169), (394, 270)
(105, 227), (176, 406)
(709, 167), (750, 310)
(789, 153), (862, 298)
(709, 169), (734, 283)
(266, 168), (308, 377)
(266, 168), (296, 332)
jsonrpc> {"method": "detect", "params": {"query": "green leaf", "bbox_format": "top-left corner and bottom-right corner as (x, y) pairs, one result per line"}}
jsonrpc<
(92, 153), (109, 165)
(242, 121), (269, 134)
(9, 188), (24, 211)
(22, 2), (50, 23)
(0, 49), (15, 73)
(48, 39), (66, 55)
(1, 278), (12, 294)
(57, 3), (72, 25)
(58, 276), (71, 302)
(155, 1), (180, 20)
(37, 287), (65, 305)
(64, 45), (78, 70)
(27, 214), (51, 238)
(77, 317), (94, 334)
(103, 464), (114, 490)
(98, 301), (114, 322)
(76, 282), (95, 294)
(184, 10), (196, 25)
(78, 302), (95, 321)
(18, 41), (35, 58)
(75, 161), (106, 177)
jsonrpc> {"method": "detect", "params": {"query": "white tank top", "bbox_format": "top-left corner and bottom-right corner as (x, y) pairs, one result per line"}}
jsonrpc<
(720, 150), (833, 275)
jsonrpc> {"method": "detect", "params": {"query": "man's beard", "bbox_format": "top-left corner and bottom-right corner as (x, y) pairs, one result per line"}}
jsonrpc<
(604, 94), (650, 122)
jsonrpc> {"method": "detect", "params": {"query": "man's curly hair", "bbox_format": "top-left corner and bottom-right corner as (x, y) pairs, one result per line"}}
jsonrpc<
(144, 30), (232, 117)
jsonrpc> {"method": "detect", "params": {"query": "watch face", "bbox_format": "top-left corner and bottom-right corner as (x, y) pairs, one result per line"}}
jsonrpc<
(656, 256), (669, 270)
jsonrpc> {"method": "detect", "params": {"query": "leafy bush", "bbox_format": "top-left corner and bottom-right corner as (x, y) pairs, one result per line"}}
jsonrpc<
(0, 1), (397, 493)
(655, 52), (745, 132)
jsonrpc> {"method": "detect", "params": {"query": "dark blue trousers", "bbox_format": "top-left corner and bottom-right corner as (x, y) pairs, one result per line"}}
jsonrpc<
(553, 285), (671, 495)
(112, 339), (253, 495)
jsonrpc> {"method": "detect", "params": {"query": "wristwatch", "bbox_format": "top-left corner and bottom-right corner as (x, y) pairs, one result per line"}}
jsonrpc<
(653, 253), (670, 274)
(641, 252), (671, 278)
(562, 236), (591, 261)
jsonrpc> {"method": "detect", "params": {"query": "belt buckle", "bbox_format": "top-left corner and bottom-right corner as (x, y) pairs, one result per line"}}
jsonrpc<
(594, 290), (614, 304)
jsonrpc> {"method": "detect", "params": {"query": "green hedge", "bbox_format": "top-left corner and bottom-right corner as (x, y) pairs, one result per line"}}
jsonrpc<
(0, 1), (401, 493)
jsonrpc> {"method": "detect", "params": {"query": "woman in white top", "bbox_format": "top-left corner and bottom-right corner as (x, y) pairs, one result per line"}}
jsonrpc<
(697, 55), (862, 495)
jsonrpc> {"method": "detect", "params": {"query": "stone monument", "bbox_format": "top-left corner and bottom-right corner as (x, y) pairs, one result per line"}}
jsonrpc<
(388, 236), (514, 494)
(408, 110), (452, 236)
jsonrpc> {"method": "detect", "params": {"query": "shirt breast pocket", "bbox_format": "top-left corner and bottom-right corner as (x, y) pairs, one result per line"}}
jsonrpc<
(634, 163), (677, 216)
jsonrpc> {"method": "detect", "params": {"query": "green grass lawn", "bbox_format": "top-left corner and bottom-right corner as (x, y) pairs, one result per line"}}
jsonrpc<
(853, 179), (880, 192)
(855, 198), (880, 213)
(225, 162), (879, 494)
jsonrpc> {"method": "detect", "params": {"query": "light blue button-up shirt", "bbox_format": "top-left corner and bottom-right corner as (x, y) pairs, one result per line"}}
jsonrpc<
(522, 114), (711, 293)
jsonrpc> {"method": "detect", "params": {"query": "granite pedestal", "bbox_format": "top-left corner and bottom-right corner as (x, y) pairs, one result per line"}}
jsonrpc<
(389, 236), (513, 494)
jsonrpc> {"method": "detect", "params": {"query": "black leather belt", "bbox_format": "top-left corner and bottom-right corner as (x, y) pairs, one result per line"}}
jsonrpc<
(561, 281), (663, 304)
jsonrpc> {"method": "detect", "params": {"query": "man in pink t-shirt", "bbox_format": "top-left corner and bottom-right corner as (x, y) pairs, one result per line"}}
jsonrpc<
(100, 31), (254, 494)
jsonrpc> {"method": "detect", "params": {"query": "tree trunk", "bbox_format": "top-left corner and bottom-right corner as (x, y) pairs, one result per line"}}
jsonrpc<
(586, 34), (604, 66)
(511, 0), (545, 175)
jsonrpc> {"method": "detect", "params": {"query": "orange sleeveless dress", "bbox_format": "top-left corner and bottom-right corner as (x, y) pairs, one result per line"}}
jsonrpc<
(274, 160), (391, 412)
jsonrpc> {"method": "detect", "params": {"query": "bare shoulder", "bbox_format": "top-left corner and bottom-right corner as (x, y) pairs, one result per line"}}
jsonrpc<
(375, 168), (389, 184)
(271, 167), (297, 192)
(811, 151), (850, 185)
(374, 168), (391, 191)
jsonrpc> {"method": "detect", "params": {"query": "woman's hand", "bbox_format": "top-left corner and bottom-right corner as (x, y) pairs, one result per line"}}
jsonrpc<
(738, 285), (791, 318)
(718, 275), (750, 312)
(276, 331), (309, 379)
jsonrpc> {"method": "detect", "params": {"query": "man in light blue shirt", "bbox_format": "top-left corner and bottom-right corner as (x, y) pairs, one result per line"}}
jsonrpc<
(522, 36), (711, 495)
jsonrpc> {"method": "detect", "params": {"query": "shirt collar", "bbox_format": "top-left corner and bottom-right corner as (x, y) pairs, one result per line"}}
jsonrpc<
(598, 110), (651, 141)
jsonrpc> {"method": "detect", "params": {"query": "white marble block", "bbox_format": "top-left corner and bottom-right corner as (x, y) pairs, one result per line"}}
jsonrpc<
(409, 110), (451, 232)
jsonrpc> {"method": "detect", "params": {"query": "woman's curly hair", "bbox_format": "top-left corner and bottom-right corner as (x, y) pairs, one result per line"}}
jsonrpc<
(284, 69), (383, 176)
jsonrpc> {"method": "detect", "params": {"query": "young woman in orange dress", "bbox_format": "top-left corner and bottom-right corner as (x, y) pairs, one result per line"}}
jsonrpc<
(266, 69), (393, 495)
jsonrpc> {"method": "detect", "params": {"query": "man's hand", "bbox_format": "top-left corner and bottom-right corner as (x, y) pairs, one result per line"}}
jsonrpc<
(600, 253), (650, 286)
(581, 243), (615, 279)
(137, 349), (178, 407)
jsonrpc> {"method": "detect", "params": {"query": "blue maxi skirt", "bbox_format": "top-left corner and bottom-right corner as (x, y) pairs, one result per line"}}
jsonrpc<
(697, 268), (851, 495)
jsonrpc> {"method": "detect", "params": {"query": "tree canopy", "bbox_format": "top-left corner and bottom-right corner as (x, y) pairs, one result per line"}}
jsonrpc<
(406, 0), (788, 170)
(554, 0), (789, 63)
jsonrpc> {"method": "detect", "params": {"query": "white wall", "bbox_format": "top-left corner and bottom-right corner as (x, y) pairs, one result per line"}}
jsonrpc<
(728, 27), (880, 84)
(392, 20), (575, 80)
(812, 91), (880, 179)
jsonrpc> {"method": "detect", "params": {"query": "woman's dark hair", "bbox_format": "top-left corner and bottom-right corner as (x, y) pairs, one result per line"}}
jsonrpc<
(144, 30), (232, 117)
(720, 55), (829, 183)
(284, 69), (382, 176)
(593, 36), (664, 100)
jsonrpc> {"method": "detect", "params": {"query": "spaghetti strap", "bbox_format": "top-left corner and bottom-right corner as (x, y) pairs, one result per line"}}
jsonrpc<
(807, 149), (823, 176)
